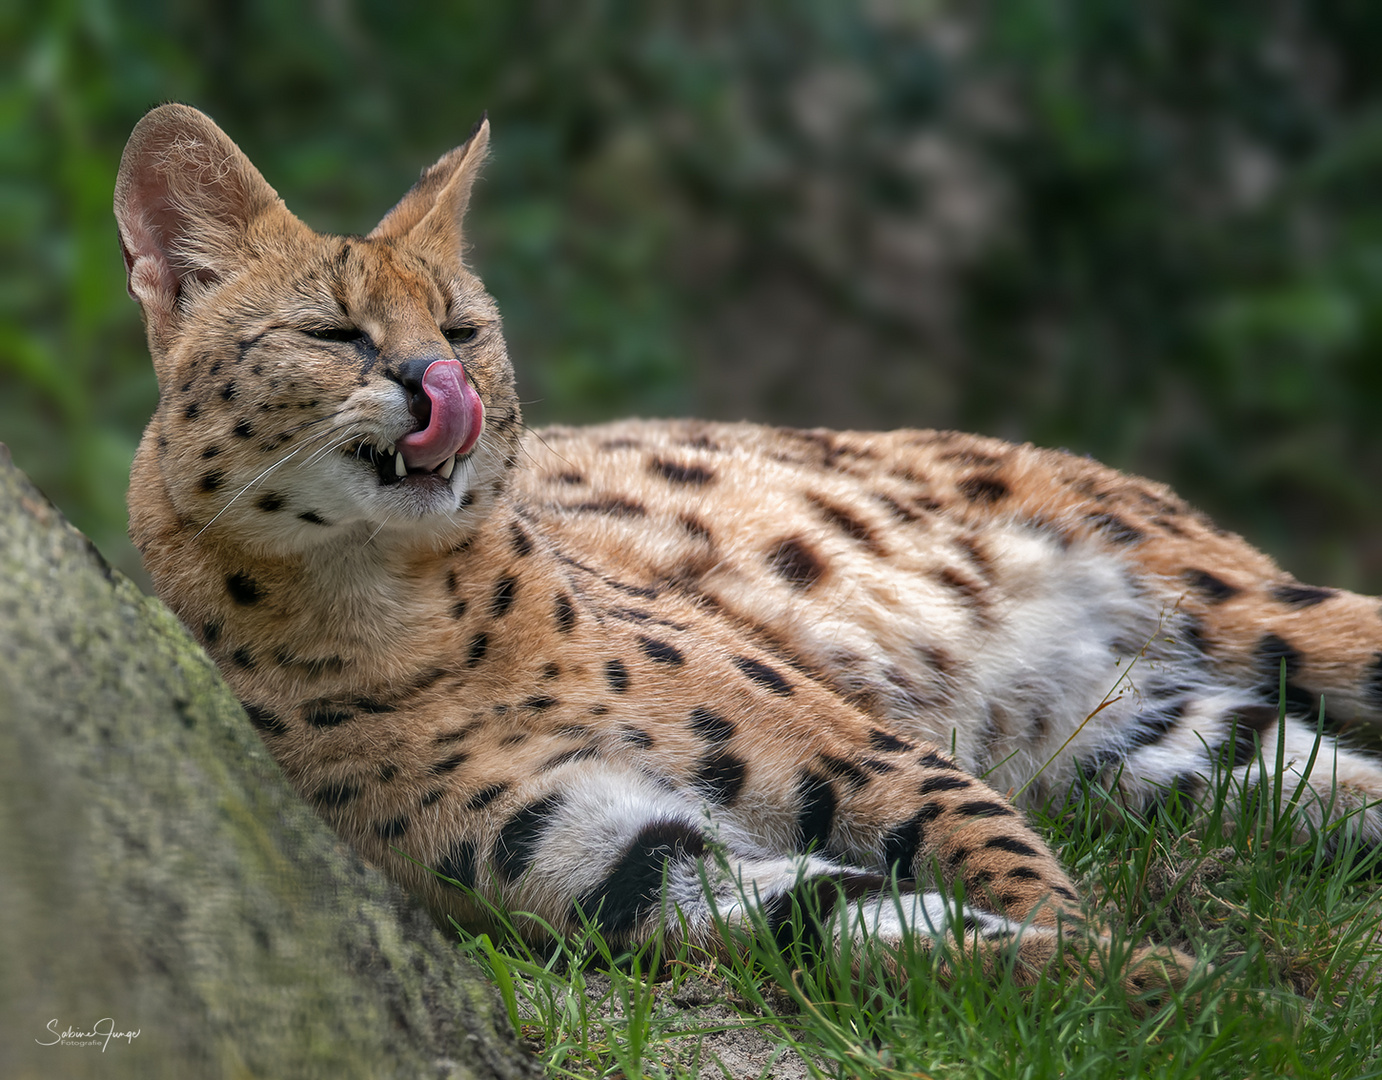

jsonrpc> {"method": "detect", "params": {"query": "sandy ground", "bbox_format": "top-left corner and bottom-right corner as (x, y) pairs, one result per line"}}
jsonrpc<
(518, 969), (815, 1079)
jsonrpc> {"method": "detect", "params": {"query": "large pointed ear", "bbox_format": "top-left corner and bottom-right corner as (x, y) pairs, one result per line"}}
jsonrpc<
(369, 116), (490, 263)
(114, 104), (288, 349)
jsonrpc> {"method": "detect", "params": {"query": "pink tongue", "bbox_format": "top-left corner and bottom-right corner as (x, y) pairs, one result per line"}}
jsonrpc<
(398, 360), (484, 472)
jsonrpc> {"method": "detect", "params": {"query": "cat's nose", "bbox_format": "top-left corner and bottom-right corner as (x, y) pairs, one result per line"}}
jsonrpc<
(394, 355), (445, 428)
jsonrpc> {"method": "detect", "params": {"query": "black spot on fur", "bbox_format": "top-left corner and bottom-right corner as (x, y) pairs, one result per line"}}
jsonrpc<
(1271, 583), (1336, 608)
(795, 771), (836, 853)
(1184, 569), (1240, 604)
(818, 754), (870, 791)
(241, 702), (287, 736)
(421, 787), (448, 808)
(762, 871), (887, 952)
(869, 729), (913, 753)
(639, 636), (684, 665)
(521, 695), (558, 711)
(937, 567), (987, 611)
(556, 471), (584, 485)
(955, 800), (1013, 818)
(490, 575), (518, 618)
(571, 497), (646, 517)
(983, 835), (1040, 858)
(312, 781), (359, 810)
(450, 598), (468, 619)
(255, 491), (284, 512)
(957, 474), (1008, 504)
(680, 514), (713, 542)
(298, 510), (330, 526)
(376, 815), (409, 841)
(575, 820), (706, 935)
(199, 470), (223, 493)
(437, 840), (477, 890)
(689, 707), (735, 744)
(233, 418), (253, 439)
(220, 381), (237, 401)
(1006, 866), (1041, 881)
(231, 646), (255, 669)
(202, 619), (222, 644)
(1127, 706), (1183, 750)
(554, 593), (577, 632)
(767, 536), (825, 589)
(919, 773), (970, 795)
(1088, 512), (1145, 545)
(510, 522), (533, 556)
(304, 702), (353, 728)
(1366, 654), (1382, 711)
(605, 659), (630, 693)
(651, 458), (714, 485)
(693, 751), (747, 805)
(881, 803), (943, 873)
(733, 656), (793, 696)
(622, 727), (653, 748)
(466, 632), (489, 666)
(1255, 633), (1303, 691)
(201, 445), (221, 459)
(539, 745), (601, 771)
(184, 402), (201, 421)
(874, 492), (921, 522)
(495, 793), (565, 881)
(466, 783), (509, 811)
(541, 661), (560, 680)
(917, 750), (960, 771)
(377, 762), (399, 783)
(430, 752), (469, 775)
(808, 495), (883, 555)
(225, 571), (261, 605)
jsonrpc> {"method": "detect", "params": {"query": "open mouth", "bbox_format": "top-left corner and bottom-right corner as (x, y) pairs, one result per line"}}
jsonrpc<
(347, 359), (486, 488)
(352, 440), (459, 486)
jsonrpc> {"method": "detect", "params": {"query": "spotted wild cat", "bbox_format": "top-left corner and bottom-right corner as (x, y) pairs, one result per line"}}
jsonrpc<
(117, 104), (1382, 995)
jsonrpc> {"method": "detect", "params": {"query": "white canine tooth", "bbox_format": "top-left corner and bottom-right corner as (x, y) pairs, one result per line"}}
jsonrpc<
(394, 451), (407, 478)
(438, 455), (456, 480)
(385, 442), (395, 455)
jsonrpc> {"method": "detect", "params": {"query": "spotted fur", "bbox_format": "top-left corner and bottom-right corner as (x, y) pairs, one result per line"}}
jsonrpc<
(119, 105), (1382, 998)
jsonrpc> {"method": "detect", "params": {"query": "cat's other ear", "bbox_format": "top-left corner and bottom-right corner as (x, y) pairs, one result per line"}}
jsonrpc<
(370, 115), (490, 265)
(114, 103), (293, 350)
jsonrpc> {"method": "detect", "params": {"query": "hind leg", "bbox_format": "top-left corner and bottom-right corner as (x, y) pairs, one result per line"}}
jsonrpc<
(420, 757), (1193, 995)
(1092, 692), (1382, 848)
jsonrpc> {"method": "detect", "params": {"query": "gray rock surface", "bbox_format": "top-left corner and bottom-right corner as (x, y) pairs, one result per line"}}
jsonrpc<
(0, 446), (539, 1079)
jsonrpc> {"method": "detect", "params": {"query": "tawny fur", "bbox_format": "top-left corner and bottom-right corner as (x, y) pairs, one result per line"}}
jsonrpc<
(119, 104), (1382, 997)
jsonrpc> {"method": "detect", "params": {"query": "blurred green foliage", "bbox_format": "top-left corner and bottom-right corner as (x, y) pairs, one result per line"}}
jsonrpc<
(3, 1), (1382, 590)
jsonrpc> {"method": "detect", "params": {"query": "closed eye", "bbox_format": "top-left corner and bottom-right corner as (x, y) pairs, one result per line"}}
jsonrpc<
(304, 325), (367, 344)
(444, 325), (478, 345)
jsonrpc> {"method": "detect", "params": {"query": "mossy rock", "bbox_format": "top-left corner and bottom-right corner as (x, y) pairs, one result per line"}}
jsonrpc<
(0, 446), (538, 1080)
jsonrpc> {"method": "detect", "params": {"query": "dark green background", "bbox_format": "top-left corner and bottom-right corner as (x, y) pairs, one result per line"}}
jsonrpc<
(5, 1), (1382, 592)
